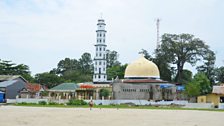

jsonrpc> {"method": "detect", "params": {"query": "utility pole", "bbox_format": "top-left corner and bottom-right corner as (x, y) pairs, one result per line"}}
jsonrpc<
(156, 18), (161, 49)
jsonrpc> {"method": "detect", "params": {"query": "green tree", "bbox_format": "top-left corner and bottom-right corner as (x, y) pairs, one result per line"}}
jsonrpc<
(181, 69), (193, 85)
(185, 73), (211, 98)
(159, 33), (211, 83)
(107, 64), (127, 80)
(215, 66), (224, 83)
(138, 49), (173, 81)
(99, 88), (110, 98)
(34, 72), (64, 88)
(106, 50), (121, 68)
(78, 52), (93, 74)
(0, 59), (33, 81)
(197, 50), (216, 85)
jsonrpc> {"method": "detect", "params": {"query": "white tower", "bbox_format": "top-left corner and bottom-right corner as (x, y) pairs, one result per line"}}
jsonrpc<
(93, 19), (107, 83)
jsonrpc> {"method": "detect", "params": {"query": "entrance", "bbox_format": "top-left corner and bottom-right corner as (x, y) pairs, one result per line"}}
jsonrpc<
(220, 97), (224, 103)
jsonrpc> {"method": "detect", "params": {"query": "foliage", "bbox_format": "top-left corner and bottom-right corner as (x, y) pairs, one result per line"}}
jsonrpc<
(181, 69), (193, 85)
(139, 49), (173, 81)
(185, 73), (211, 97)
(0, 59), (34, 81)
(159, 33), (212, 83)
(215, 67), (224, 83)
(48, 102), (59, 105)
(41, 91), (49, 96)
(106, 50), (121, 68)
(67, 99), (87, 105)
(38, 101), (47, 105)
(99, 88), (110, 98)
(107, 64), (127, 80)
(34, 72), (64, 88)
(197, 50), (216, 85)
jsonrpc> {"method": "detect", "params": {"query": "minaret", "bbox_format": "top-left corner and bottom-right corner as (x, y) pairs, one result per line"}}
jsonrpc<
(93, 19), (107, 83)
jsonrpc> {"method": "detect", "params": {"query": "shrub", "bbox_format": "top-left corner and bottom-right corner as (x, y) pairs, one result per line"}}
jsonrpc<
(67, 99), (87, 105)
(48, 102), (59, 105)
(38, 101), (47, 105)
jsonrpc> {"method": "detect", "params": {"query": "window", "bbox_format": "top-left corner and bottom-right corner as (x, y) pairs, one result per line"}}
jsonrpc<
(103, 34), (105, 37)
(98, 75), (101, 79)
(103, 47), (105, 51)
(103, 62), (105, 65)
(103, 39), (105, 43)
(99, 62), (101, 65)
(104, 75), (105, 78)
(96, 53), (98, 56)
(96, 47), (98, 51)
(100, 34), (101, 37)
(100, 39), (101, 42)
(100, 47), (102, 51)
(95, 68), (97, 71)
(95, 62), (97, 65)
(99, 53), (101, 56)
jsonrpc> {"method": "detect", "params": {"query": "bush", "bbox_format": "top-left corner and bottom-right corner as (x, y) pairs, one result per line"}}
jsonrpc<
(67, 99), (87, 105)
(48, 102), (59, 105)
(38, 101), (47, 105)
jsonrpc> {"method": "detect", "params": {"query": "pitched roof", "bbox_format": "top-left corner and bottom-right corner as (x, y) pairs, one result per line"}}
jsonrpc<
(49, 83), (79, 91)
(0, 75), (27, 82)
(0, 80), (18, 87)
(26, 83), (44, 92)
(212, 86), (224, 94)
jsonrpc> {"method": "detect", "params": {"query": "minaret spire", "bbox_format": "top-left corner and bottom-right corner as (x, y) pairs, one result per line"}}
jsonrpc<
(93, 18), (107, 83)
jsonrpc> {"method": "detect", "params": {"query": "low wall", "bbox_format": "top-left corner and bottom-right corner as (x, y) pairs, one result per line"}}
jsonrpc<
(183, 103), (213, 109)
(16, 98), (48, 104)
(219, 103), (224, 109)
(84, 100), (188, 106)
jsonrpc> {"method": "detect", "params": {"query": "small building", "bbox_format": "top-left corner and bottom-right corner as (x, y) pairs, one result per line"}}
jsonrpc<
(0, 79), (26, 100)
(197, 85), (224, 106)
(48, 82), (112, 100)
(20, 83), (47, 98)
(48, 83), (79, 100)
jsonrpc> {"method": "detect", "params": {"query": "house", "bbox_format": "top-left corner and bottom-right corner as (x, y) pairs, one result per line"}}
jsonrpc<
(20, 83), (47, 98)
(0, 79), (26, 100)
(197, 85), (224, 106)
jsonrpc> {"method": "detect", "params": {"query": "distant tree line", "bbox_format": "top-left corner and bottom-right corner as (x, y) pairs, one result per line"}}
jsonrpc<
(1, 33), (224, 94)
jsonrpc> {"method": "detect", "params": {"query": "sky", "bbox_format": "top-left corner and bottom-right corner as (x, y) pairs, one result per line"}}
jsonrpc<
(0, 0), (224, 75)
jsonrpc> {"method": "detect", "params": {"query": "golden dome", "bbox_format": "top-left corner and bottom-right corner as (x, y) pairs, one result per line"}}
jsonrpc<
(124, 56), (160, 79)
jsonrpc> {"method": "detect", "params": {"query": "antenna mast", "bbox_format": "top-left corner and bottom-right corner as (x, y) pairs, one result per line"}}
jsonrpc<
(156, 18), (161, 49)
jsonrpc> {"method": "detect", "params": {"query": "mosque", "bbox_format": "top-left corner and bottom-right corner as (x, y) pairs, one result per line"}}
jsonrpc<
(91, 18), (177, 101)
(113, 56), (176, 101)
(48, 18), (179, 101)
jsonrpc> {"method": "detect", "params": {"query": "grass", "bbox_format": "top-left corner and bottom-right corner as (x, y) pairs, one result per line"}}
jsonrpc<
(14, 103), (224, 112)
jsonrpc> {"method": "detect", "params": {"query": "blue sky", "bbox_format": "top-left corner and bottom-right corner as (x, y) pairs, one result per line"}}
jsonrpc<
(0, 0), (223, 75)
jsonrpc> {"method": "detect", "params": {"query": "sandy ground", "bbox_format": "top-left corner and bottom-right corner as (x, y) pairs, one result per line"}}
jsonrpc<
(0, 106), (224, 126)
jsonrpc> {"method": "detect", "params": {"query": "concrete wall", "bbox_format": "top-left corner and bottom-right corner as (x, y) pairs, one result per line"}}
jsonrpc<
(113, 82), (176, 101)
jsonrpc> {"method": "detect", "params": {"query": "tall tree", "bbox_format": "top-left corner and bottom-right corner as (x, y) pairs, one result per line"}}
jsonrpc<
(106, 50), (121, 68)
(34, 72), (64, 88)
(185, 73), (211, 98)
(197, 50), (216, 85)
(79, 52), (93, 74)
(107, 64), (128, 80)
(215, 66), (224, 83)
(159, 33), (210, 83)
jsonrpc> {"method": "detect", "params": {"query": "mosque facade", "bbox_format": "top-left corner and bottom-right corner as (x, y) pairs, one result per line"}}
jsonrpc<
(112, 56), (177, 101)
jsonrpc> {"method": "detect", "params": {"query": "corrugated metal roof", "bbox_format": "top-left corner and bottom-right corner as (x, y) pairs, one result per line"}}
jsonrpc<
(0, 80), (18, 87)
(0, 75), (27, 82)
(212, 86), (224, 94)
(49, 83), (79, 91)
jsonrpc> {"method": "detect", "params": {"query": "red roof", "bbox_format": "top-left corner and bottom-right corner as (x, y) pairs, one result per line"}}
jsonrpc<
(26, 83), (44, 92)
(80, 85), (95, 89)
(122, 79), (167, 83)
